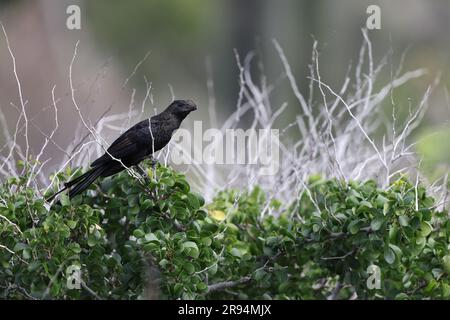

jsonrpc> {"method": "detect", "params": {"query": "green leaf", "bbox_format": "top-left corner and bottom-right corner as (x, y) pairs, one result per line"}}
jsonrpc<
(173, 283), (184, 296)
(141, 199), (154, 210)
(66, 220), (78, 229)
(254, 269), (267, 281)
(184, 263), (195, 274)
(312, 224), (321, 232)
(60, 194), (70, 206)
(388, 244), (402, 261)
(208, 264), (218, 276)
(182, 241), (199, 259)
(187, 193), (200, 210)
(143, 243), (159, 252)
(398, 215), (409, 227)
(431, 268), (443, 279)
(133, 229), (145, 238)
(348, 220), (362, 234)
(202, 223), (219, 234)
(442, 283), (450, 298)
(443, 255), (450, 274)
(419, 221), (432, 237)
(383, 202), (390, 215)
(395, 293), (409, 300)
(22, 249), (31, 259)
(196, 282), (208, 292)
(67, 243), (81, 254)
(425, 279), (438, 293)
(360, 201), (373, 209)
(389, 225), (398, 242)
(384, 247), (395, 264)
(144, 233), (159, 243)
(195, 193), (205, 207)
(230, 247), (243, 258)
(370, 217), (384, 231)
(201, 237), (212, 246)
(13, 242), (28, 252)
(159, 259), (169, 269)
(87, 235), (97, 247)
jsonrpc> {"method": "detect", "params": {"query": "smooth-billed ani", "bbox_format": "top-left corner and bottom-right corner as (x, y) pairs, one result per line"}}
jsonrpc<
(47, 99), (197, 201)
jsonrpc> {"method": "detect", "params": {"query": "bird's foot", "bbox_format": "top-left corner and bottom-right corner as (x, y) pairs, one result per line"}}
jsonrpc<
(135, 164), (149, 180)
(148, 156), (158, 168)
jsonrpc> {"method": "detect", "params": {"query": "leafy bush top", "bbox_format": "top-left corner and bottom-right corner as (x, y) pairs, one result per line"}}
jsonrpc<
(0, 162), (449, 299)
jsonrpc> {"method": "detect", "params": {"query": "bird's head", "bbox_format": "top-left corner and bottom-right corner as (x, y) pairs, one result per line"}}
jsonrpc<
(166, 99), (197, 119)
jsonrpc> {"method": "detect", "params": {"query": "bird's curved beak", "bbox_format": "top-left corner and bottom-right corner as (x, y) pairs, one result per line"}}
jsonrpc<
(185, 100), (197, 112)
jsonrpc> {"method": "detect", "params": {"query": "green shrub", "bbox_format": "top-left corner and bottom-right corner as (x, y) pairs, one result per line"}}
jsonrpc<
(0, 162), (448, 299)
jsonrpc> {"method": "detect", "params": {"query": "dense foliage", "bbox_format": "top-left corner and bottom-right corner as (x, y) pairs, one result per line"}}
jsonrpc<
(0, 162), (449, 299)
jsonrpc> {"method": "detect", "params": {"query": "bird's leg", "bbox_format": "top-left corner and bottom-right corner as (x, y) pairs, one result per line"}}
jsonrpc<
(148, 155), (158, 168)
(135, 164), (149, 180)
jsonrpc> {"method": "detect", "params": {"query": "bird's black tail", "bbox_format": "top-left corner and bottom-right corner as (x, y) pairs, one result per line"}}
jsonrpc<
(46, 166), (105, 202)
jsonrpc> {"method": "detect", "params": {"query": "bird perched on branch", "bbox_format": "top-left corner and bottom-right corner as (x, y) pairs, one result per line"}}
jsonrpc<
(47, 99), (197, 202)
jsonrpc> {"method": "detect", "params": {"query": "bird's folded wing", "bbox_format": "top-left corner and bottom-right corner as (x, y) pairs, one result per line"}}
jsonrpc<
(108, 119), (152, 156)
(90, 135), (139, 167)
(91, 120), (151, 167)
(106, 134), (140, 159)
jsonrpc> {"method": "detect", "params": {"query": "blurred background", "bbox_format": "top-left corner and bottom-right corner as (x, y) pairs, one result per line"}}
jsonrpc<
(0, 0), (449, 179)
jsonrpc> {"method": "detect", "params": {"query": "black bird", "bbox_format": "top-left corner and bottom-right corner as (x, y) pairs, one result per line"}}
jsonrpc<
(47, 99), (197, 201)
